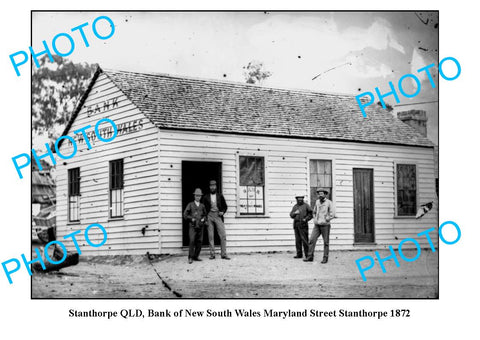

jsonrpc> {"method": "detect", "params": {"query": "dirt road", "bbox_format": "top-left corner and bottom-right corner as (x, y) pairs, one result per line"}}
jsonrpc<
(32, 249), (438, 298)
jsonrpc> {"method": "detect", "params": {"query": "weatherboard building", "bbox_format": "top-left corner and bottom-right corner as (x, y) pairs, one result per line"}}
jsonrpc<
(55, 67), (438, 255)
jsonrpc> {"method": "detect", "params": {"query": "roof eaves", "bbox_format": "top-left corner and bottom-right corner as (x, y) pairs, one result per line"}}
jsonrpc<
(157, 126), (435, 148)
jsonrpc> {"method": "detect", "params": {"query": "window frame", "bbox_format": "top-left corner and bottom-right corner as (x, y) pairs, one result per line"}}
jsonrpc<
(67, 167), (81, 223)
(394, 161), (419, 218)
(109, 158), (124, 219)
(307, 156), (336, 210)
(235, 152), (269, 218)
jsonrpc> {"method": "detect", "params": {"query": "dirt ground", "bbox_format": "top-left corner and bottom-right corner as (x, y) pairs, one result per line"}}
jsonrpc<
(32, 249), (438, 299)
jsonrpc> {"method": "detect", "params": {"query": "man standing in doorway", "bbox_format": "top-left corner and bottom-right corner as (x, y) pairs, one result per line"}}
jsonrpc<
(290, 193), (313, 259)
(304, 189), (335, 264)
(203, 180), (230, 260)
(183, 188), (207, 264)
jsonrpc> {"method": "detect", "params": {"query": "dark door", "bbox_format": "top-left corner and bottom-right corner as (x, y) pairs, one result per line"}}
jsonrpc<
(181, 161), (222, 247)
(353, 168), (374, 243)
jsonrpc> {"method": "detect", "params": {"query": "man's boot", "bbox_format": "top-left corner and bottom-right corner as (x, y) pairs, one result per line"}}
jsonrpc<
(321, 256), (328, 264)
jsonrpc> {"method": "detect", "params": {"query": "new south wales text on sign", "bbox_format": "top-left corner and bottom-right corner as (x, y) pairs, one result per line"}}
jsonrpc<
(12, 117), (118, 179)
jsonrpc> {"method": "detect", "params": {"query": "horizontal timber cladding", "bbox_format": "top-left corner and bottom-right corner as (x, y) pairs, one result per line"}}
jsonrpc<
(54, 70), (437, 256)
(159, 129), (438, 254)
(55, 73), (161, 255)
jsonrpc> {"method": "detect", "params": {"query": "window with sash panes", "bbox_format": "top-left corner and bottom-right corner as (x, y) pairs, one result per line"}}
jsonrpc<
(238, 156), (265, 215)
(309, 160), (332, 208)
(68, 167), (80, 222)
(396, 164), (417, 216)
(109, 159), (124, 218)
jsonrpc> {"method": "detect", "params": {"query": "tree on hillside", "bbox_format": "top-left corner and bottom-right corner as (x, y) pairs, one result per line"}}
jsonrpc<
(32, 55), (97, 147)
(377, 101), (394, 112)
(243, 61), (272, 85)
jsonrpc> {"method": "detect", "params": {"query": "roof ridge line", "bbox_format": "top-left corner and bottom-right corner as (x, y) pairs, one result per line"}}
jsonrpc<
(101, 67), (357, 98)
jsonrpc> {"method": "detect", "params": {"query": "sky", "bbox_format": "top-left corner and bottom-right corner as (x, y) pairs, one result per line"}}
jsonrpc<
(32, 11), (439, 143)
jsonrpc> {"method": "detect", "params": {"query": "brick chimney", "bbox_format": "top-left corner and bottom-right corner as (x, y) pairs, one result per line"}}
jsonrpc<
(397, 110), (427, 137)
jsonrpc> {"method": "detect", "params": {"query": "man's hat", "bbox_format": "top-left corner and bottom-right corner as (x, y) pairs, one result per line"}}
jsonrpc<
(295, 193), (305, 198)
(193, 188), (203, 195)
(209, 180), (217, 185)
(316, 188), (329, 194)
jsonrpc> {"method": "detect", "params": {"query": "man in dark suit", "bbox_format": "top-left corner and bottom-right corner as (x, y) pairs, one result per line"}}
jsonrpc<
(202, 180), (230, 260)
(289, 193), (313, 259)
(183, 188), (207, 264)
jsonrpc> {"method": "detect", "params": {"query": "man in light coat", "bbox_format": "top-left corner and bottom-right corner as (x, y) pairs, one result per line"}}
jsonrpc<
(304, 188), (335, 263)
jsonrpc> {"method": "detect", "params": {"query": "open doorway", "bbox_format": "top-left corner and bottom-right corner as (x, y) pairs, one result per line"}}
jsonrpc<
(181, 161), (222, 247)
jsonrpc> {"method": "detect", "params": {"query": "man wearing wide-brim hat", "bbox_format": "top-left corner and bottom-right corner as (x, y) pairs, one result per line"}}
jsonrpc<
(183, 188), (207, 264)
(289, 193), (313, 259)
(304, 188), (335, 263)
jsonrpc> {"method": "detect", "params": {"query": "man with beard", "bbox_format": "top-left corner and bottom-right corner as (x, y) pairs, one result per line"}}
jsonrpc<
(304, 189), (335, 264)
(289, 193), (313, 259)
(202, 180), (230, 260)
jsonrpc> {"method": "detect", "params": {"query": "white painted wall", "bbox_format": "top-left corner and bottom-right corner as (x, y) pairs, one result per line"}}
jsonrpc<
(55, 72), (437, 256)
(159, 130), (437, 254)
(56, 73), (160, 255)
